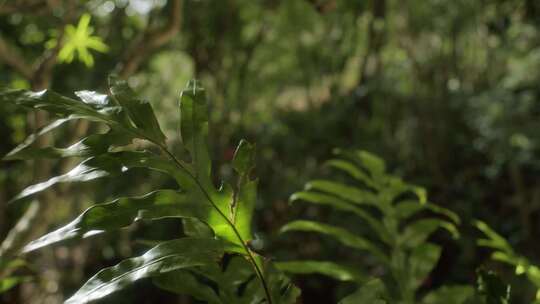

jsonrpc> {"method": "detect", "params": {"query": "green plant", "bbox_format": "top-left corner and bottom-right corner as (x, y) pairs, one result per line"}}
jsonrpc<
(476, 220), (540, 303)
(0, 78), (299, 303)
(472, 269), (511, 304)
(0, 258), (30, 295)
(48, 13), (109, 67)
(278, 149), (471, 303)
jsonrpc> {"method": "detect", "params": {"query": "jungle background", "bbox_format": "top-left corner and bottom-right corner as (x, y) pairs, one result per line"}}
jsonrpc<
(1, 0), (540, 303)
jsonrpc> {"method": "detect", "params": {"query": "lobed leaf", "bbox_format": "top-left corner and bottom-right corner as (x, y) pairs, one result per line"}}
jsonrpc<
(395, 200), (461, 224)
(65, 237), (224, 304)
(23, 190), (210, 253)
(422, 285), (475, 304)
(233, 139), (256, 174)
(338, 278), (388, 304)
(281, 220), (389, 264)
(109, 76), (166, 145)
(153, 270), (222, 304)
(475, 220), (514, 253)
(290, 191), (392, 244)
(11, 155), (125, 202)
(325, 158), (377, 189)
(408, 243), (442, 290)
(275, 260), (365, 282)
(3, 116), (80, 160)
(305, 180), (379, 209)
(179, 80), (212, 183)
(399, 219), (459, 248)
(5, 128), (134, 160)
(0, 89), (122, 124)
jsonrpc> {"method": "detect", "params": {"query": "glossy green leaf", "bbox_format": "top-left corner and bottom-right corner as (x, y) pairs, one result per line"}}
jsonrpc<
(109, 76), (167, 145)
(3, 116), (80, 160)
(11, 150), (193, 203)
(65, 237), (223, 304)
(4, 79), (296, 304)
(275, 260), (365, 282)
(179, 79), (211, 182)
(23, 190), (210, 252)
(11, 155), (125, 202)
(5, 128), (133, 160)
(0, 89), (121, 124)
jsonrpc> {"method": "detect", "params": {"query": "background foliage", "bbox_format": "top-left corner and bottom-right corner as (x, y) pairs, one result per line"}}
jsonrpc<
(1, 0), (540, 303)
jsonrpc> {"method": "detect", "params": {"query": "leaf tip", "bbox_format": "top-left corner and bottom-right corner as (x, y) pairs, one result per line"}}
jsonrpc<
(232, 139), (255, 174)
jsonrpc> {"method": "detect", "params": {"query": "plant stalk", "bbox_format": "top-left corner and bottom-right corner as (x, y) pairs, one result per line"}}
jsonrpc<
(159, 146), (273, 304)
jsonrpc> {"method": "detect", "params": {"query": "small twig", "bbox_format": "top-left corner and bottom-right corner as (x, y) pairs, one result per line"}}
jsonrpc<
(0, 34), (33, 80)
(0, 0), (50, 15)
(116, 0), (182, 78)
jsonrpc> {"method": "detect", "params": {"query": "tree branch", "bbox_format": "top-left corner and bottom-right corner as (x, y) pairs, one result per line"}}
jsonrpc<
(0, 34), (33, 80)
(0, 2), (72, 267)
(116, 0), (182, 78)
(30, 24), (67, 89)
(0, 0), (50, 15)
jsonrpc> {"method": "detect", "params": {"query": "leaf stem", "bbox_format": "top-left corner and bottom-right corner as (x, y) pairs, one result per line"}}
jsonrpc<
(158, 146), (273, 304)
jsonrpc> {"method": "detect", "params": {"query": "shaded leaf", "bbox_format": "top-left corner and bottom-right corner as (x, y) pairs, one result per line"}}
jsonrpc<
(400, 219), (459, 248)
(109, 76), (166, 145)
(153, 270), (222, 304)
(476, 269), (511, 304)
(339, 278), (388, 304)
(290, 191), (391, 244)
(275, 260), (365, 282)
(408, 243), (442, 290)
(305, 180), (379, 208)
(325, 158), (376, 189)
(281, 220), (389, 263)
(422, 285), (475, 304)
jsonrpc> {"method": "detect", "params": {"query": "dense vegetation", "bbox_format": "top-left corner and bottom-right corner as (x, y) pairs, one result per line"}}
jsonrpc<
(1, 1), (540, 303)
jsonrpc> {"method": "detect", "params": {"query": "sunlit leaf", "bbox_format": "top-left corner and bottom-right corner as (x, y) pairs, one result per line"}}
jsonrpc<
(56, 13), (109, 67)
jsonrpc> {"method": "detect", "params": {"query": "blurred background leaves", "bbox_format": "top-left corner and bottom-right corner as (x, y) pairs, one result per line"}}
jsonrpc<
(1, 0), (540, 303)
